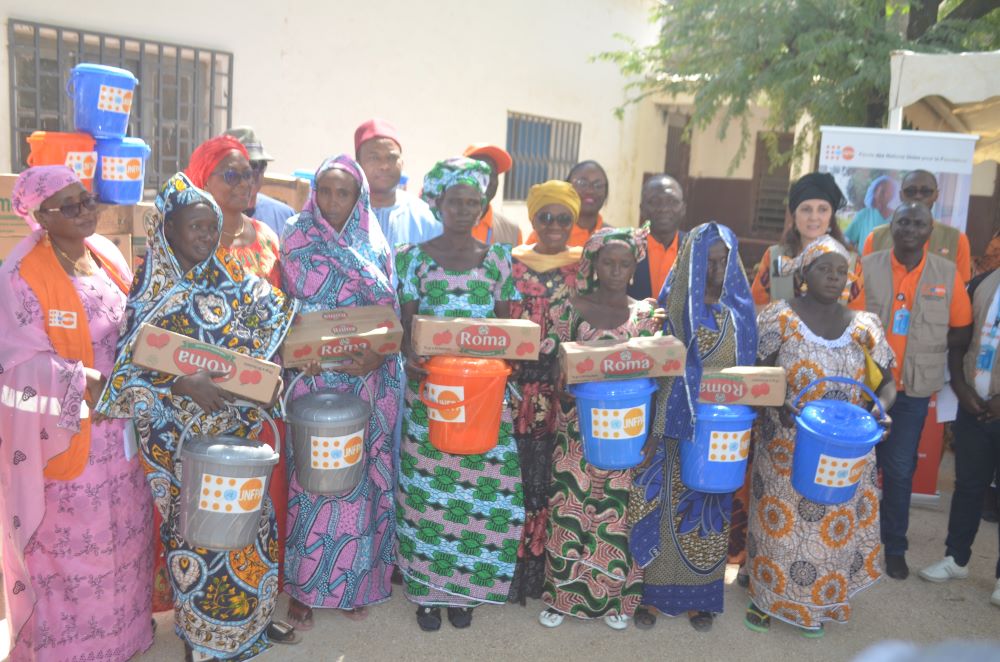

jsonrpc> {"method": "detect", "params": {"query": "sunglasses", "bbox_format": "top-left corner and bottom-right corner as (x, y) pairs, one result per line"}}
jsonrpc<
(38, 195), (99, 218)
(215, 168), (254, 187)
(249, 161), (268, 177)
(536, 211), (574, 228)
(902, 185), (936, 197)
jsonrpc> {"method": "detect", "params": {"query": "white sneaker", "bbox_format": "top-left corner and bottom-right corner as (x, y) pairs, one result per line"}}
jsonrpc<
(539, 609), (565, 628)
(604, 614), (629, 630)
(991, 578), (1000, 608)
(918, 556), (970, 582)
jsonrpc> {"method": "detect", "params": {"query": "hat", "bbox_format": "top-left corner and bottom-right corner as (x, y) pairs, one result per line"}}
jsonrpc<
(223, 126), (274, 162)
(354, 118), (402, 153)
(463, 143), (512, 174)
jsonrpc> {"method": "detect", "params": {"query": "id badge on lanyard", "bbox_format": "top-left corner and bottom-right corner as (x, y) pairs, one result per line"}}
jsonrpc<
(977, 314), (1000, 372)
(891, 294), (910, 336)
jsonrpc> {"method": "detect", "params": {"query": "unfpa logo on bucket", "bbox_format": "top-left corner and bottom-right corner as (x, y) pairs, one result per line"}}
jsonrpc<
(198, 474), (267, 513)
(591, 404), (646, 440)
(311, 432), (364, 469)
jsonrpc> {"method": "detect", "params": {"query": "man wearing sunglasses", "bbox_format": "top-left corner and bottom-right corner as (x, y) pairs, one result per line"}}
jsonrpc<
(863, 169), (972, 283)
(224, 126), (294, 237)
(629, 174), (687, 300)
(463, 143), (522, 246)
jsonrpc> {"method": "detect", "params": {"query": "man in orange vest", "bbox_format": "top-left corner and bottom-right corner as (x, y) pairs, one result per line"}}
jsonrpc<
(629, 174), (686, 300)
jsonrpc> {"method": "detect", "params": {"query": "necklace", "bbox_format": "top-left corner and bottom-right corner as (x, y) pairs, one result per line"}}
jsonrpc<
(221, 218), (248, 240)
(49, 237), (97, 276)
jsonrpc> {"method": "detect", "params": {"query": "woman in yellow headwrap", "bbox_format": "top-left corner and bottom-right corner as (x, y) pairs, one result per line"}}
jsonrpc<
(507, 181), (583, 603)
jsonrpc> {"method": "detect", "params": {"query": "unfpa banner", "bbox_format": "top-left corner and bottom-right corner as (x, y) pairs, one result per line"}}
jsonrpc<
(819, 126), (977, 234)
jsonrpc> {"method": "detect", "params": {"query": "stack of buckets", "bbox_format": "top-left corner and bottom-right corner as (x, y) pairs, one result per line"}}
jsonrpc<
(26, 63), (150, 204)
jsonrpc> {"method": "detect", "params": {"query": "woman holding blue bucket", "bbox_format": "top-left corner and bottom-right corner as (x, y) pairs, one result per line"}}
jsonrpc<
(744, 235), (894, 638)
(540, 226), (661, 630)
(629, 222), (757, 632)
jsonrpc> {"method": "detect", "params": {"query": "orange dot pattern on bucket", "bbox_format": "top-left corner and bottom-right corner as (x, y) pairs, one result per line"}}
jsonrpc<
(813, 454), (867, 488)
(707, 429), (751, 462)
(310, 431), (364, 470)
(590, 405), (647, 440)
(197, 472), (267, 513)
(97, 84), (133, 114)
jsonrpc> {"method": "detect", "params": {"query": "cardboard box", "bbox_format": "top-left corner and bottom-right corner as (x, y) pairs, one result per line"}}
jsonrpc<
(133, 324), (282, 403)
(106, 233), (132, 266)
(698, 367), (787, 407)
(95, 204), (133, 235)
(132, 201), (157, 236)
(560, 335), (687, 384)
(131, 235), (148, 268)
(411, 316), (542, 361)
(259, 174), (310, 212)
(1, 174), (24, 238)
(282, 306), (403, 367)
(292, 305), (398, 330)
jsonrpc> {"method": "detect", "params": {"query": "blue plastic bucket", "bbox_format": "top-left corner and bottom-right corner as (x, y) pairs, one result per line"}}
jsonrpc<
(680, 403), (756, 493)
(67, 64), (138, 138)
(792, 377), (885, 505)
(570, 378), (657, 470)
(95, 138), (150, 204)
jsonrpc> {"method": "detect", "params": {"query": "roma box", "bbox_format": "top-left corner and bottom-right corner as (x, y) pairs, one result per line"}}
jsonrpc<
(133, 324), (282, 403)
(282, 305), (403, 368)
(560, 335), (687, 384)
(292, 304), (398, 330)
(698, 367), (786, 407)
(411, 316), (542, 361)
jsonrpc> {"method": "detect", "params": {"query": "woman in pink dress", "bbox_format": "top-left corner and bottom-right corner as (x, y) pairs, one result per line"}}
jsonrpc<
(0, 166), (153, 661)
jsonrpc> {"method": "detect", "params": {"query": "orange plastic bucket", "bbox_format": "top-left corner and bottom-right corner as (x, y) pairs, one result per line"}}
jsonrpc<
(419, 356), (511, 455)
(26, 131), (98, 191)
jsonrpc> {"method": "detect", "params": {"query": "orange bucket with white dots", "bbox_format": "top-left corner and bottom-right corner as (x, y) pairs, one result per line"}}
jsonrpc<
(569, 377), (658, 470)
(26, 131), (98, 191)
(420, 356), (511, 455)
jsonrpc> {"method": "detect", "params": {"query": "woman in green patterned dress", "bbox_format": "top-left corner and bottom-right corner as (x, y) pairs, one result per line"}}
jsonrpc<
(395, 157), (524, 632)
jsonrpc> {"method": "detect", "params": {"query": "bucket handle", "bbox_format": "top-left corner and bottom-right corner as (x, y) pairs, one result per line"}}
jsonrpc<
(418, 374), (507, 412)
(173, 400), (280, 461)
(282, 363), (377, 416)
(792, 376), (886, 421)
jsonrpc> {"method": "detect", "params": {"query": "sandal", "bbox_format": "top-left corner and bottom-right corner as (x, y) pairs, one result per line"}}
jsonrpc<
(800, 624), (825, 639)
(634, 606), (657, 630)
(267, 620), (301, 645)
(539, 608), (565, 628)
(447, 606), (473, 629)
(743, 602), (771, 633)
(416, 606), (442, 632)
(342, 606), (368, 622)
(688, 610), (714, 632)
(286, 599), (315, 631)
(603, 613), (629, 630)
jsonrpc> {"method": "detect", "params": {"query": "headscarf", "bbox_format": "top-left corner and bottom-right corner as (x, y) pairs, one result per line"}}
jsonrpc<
(526, 180), (581, 220)
(864, 175), (897, 210)
(420, 157), (491, 222)
(11, 165), (80, 231)
(658, 222), (757, 441)
(775, 236), (856, 303)
(185, 135), (249, 188)
(575, 225), (649, 295)
(788, 172), (845, 213)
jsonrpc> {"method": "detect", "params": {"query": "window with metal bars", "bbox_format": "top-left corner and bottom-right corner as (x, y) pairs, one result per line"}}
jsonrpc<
(7, 19), (233, 190)
(504, 111), (581, 201)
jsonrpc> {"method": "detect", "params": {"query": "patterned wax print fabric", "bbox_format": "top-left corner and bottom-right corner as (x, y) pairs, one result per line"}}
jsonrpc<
(394, 242), (525, 607)
(228, 218), (282, 287)
(279, 154), (401, 609)
(747, 301), (892, 630)
(97, 172), (297, 660)
(419, 157), (491, 223)
(3, 263), (154, 661)
(543, 300), (660, 619)
(506, 253), (580, 603)
(629, 222), (757, 616)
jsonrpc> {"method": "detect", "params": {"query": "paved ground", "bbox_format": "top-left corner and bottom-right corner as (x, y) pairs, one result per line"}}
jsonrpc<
(132, 451), (1000, 662)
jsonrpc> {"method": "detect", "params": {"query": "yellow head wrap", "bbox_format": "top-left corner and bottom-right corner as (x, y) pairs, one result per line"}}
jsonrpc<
(526, 180), (581, 221)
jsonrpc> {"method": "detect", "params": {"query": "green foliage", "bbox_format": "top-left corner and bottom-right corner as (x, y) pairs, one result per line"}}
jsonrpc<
(599, 0), (1000, 171)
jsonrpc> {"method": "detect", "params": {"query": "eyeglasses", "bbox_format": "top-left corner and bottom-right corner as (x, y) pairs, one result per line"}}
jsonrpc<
(215, 168), (254, 187)
(38, 195), (99, 218)
(535, 211), (574, 227)
(902, 185), (936, 198)
(572, 178), (607, 193)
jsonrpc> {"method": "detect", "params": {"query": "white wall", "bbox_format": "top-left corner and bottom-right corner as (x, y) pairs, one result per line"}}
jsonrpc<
(1, 0), (660, 231)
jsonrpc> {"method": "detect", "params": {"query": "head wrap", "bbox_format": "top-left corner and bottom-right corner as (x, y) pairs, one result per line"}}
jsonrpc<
(788, 172), (845, 213)
(420, 157), (491, 222)
(184, 135), (249, 188)
(11, 166), (81, 231)
(795, 235), (851, 272)
(575, 225), (649, 295)
(526, 180), (581, 221)
(864, 175), (897, 209)
(156, 171), (224, 228)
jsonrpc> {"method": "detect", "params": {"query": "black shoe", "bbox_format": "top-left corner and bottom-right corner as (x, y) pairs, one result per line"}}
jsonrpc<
(447, 606), (473, 629)
(416, 606), (442, 632)
(886, 554), (909, 580)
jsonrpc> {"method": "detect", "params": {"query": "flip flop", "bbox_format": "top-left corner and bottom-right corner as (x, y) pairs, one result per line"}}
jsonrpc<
(634, 606), (657, 630)
(688, 610), (714, 632)
(267, 620), (302, 645)
(743, 602), (771, 633)
(800, 624), (825, 639)
(416, 606), (442, 632)
(286, 602), (315, 632)
(342, 606), (369, 622)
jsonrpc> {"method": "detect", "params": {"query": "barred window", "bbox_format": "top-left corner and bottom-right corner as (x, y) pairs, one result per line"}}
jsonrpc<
(8, 19), (233, 189)
(504, 111), (581, 201)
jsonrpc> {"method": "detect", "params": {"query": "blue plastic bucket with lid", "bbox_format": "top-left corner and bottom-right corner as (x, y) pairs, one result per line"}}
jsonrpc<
(570, 378), (657, 470)
(680, 403), (756, 493)
(95, 137), (150, 204)
(792, 376), (885, 505)
(67, 63), (138, 138)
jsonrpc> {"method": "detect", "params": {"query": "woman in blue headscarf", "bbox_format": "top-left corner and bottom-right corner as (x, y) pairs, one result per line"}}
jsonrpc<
(843, 175), (898, 249)
(629, 222), (758, 632)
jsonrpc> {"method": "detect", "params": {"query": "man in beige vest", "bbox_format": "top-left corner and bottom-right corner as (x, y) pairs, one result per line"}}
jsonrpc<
(859, 202), (973, 580)
(918, 266), (1000, 607)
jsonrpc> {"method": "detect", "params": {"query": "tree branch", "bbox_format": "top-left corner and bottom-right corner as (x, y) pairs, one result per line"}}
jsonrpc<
(907, 0), (938, 40)
(945, 0), (1000, 21)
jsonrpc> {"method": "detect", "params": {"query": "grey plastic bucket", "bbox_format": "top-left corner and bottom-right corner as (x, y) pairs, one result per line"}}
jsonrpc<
(285, 372), (374, 496)
(176, 409), (279, 551)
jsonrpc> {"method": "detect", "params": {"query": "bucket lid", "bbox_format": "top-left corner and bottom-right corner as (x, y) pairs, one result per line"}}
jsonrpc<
(569, 377), (658, 398)
(96, 137), (149, 148)
(181, 434), (278, 464)
(425, 355), (511, 377)
(695, 402), (756, 421)
(71, 63), (138, 83)
(288, 390), (371, 426)
(797, 399), (881, 444)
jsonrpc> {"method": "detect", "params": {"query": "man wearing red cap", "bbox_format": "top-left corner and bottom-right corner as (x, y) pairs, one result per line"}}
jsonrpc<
(463, 143), (522, 246)
(355, 119), (440, 258)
